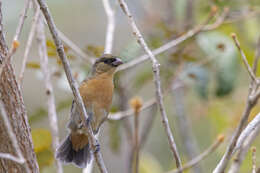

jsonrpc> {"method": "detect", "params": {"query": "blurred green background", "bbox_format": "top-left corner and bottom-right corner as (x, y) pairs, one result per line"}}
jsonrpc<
(3, 0), (260, 172)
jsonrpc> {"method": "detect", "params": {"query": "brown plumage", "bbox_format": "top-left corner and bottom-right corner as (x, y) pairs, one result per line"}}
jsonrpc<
(56, 54), (123, 168)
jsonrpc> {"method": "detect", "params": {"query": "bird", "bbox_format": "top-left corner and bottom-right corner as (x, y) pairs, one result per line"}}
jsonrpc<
(56, 54), (123, 168)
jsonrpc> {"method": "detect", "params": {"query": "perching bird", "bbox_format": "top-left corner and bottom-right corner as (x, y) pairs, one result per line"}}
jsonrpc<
(56, 54), (123, 168)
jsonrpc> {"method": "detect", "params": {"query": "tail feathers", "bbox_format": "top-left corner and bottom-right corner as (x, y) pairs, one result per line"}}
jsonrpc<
(56, 135), (91, 168)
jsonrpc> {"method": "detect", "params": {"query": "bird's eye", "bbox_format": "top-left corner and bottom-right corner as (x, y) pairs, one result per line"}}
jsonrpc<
(104, 58), (115, 64)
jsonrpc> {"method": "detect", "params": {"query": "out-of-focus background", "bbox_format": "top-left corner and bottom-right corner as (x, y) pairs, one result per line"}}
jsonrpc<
(3, 0), (260, 172)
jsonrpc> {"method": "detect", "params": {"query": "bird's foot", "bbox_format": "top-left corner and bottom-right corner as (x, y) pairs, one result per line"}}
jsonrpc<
(94, 143), (100, 153)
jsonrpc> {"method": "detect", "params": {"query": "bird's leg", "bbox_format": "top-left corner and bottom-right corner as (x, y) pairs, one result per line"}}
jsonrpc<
(85, 111), (93, 126)
(94, 140), (100, 153)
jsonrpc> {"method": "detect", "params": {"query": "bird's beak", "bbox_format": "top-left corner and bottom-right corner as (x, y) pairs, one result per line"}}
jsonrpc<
(112, 58), (123, 67)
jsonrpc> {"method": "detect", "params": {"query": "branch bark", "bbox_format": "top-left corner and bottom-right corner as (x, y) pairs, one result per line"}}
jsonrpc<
(117, 0), (183, 170)
(0, 2), (39, 172)
(36, 0), (108, 172)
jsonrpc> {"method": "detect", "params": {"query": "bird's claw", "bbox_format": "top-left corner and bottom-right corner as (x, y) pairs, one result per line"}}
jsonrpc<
(94, 143), (100, 153)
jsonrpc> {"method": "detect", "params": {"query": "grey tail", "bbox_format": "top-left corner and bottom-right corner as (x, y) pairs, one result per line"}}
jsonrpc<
(55, 135), (91, 168)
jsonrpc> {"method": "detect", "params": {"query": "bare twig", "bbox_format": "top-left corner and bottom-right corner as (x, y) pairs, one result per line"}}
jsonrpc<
(102, 0), (115, 54)
(253, 37), (260, 74)
(129, 97), (142, 173)
(116, 7), (227, 72)
(168, 135), (225, 173)
(231, 34), (258, 83)
(0, 102), (28, 171)
(108, 97), (156, 120)
(117, 0), (183, 170)
(36, 0), (108, 172)
(0, 153), (25, 164)
(235, 112), (260, 153)
(252, 147), (257, 173)
(19, 6), (41, 85)
(36, 12), (63, 173)
(57, 30), (95, 64)
(0, 0), (30, 74)
(213, 34), (260, 173)
(133, 110), (140, 173)
(228, 126), (260, 173)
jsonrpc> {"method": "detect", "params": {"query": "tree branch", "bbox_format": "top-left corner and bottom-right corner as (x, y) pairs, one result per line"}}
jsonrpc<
(102, 0), (116, 54)
(116, 6), (227, 72)
(36, 11), (63, 173)
(117, 0), (183, 170)
(36, 0), (108, 172)
(168, 135), (225, 173)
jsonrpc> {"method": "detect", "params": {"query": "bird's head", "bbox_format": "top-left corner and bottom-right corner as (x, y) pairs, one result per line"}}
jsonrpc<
(91, 54), (123, 76)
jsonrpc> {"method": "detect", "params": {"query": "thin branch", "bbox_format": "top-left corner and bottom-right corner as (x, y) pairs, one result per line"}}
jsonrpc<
(231, 33), (258, 83)
(253, 37), (260, 74)
(117, 0), (183, 170)
(252, 147), (257, 173)
(36, 0), (108, 172)
(0, 0), (30, 73)
(213, 34), (260, 173)
(168, 135), (225, 173)
(19, 6), (41, 85)
(116, 7), (227, 72)
(0, 102), (29, 172)
(57, 30), (95, 64)
(228, 126), (260, 173)
(102, 0), (116, 54)
(234, 112), (260, 154)
(133, 110), (140, 173)
(108, 97), (156, 120)
(0, 153), (24, 164)
(36, 12), (63, 173)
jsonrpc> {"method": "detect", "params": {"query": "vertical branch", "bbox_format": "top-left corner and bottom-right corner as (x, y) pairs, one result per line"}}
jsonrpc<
(130, 97), (142, 173)
(19, 6), (41, 85)
(117, 0), (183, 170)
(214, 34), (260, 173)
(102, 0), (115, 54)
(36, 12), (63, 173)
(0, 2), (39, 173)
(36, 0), (108, 172)
(252, 147), (256, 173)
(0, 0), (30, 71)
(0, 102), (28, 171)
(133, 111), (139, 173)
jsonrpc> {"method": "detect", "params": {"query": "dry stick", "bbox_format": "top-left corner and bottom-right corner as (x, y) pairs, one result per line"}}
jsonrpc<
(252, 147), (257, 173)
(0, 102), (29, 172)
(102, 0), (115, 54)
(57, 30), (95, 64)
(228, 127), (260, 173)
(234, 112), (260, 153)
(228, 38), (260, 172)
(168, 135), (225, 173)
(117, 0), (183, 170)
(0, 0), (30, 74)
(36, 0), (108, 172)
(232, 34), (258, 84)
(116, 7), (228, 72)
(108, 97), (156, 120)
(213, 34), (259, 173)
(109, 54), (216, 121)
(133, 111), (139, 173)
(36, 13), (63, 173)
(83, 1), (116, 173)
(19, 7), (41, 85)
